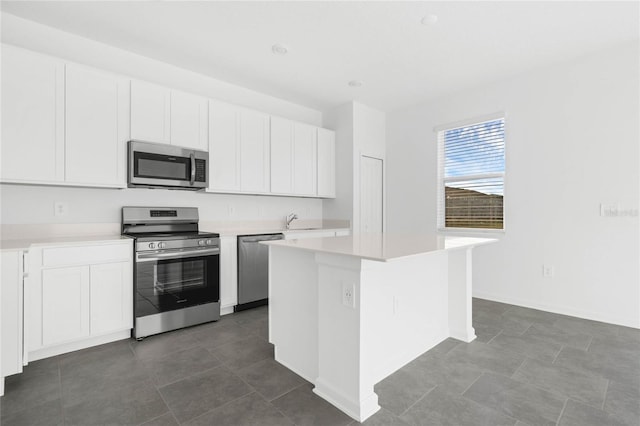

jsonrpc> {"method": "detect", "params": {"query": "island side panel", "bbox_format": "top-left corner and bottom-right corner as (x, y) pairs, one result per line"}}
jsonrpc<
(360, 251), (449, 385)
(313, 252), (380, 422)
(447, 247), (476, 342)
(268, 245), (319, 382)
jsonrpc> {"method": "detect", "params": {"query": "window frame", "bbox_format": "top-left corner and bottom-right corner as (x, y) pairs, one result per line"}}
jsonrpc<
(435, 113), (507, 235)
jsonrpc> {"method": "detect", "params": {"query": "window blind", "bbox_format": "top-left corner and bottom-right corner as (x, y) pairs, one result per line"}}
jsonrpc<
(437, 118), (505, 230)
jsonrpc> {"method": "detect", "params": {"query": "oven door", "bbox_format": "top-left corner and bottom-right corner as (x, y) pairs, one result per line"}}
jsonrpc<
(134, 247), (220, 318)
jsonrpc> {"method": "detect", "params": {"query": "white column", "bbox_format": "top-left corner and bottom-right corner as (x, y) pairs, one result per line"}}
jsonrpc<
(447, 247), (476, 342)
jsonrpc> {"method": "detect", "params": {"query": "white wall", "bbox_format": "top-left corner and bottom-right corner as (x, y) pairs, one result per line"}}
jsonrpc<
(386, 41), (640, 328)
(322, 102), (386, 232)
(0, 12), (323, 227)
(323, 103), (354, 222)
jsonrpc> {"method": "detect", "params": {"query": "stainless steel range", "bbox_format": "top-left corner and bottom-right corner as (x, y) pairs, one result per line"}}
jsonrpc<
(122, 207), (220, 339)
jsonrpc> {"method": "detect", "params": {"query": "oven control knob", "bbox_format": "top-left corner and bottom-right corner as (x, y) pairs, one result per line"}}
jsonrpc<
(148, 243), (156, 249)
(206, 239), (213, 245)
(158, 242), (166, 249)
(198, 240), (205, 246)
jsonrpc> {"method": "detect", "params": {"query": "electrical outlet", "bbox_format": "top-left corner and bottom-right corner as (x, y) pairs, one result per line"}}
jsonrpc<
(342, 283), (355, 308)
(543, 265), (554, 278)
(54, 201), (68, 217)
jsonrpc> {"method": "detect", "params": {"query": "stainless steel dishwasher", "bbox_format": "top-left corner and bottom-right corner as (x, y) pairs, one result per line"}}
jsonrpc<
(236, 233), (284, 311)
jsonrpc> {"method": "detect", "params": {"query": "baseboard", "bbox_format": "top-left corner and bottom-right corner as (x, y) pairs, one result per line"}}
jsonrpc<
(27, 329), (131, 362)
(473, 291), (640, 329)
(313, 377), (380, 422)
(449, 326), (477, 343)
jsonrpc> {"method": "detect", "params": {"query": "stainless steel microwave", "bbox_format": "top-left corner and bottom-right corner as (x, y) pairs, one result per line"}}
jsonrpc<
(128, 140), (208, 190)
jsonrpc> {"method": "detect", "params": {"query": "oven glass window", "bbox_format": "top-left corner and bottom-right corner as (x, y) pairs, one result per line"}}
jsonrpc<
(135, 254), (220, 317)
(134, 152), (190, 181)
(154, 259), (205, 293)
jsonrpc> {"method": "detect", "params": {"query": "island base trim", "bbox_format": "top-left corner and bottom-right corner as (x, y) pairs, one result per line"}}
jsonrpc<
(449, 326), (477, 343)
(313, 377), (380, 422)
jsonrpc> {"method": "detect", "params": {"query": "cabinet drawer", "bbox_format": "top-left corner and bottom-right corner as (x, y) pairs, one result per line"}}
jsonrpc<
(42, 243), (131, 267)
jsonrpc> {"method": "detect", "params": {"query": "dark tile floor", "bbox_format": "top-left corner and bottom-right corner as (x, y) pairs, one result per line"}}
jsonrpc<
(1, 299), (638, 426)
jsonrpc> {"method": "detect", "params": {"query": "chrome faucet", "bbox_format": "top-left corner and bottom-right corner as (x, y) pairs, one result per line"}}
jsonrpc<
(286, 213), (298, 230)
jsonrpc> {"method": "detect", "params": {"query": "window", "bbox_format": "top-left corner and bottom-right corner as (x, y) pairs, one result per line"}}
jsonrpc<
(437, 117), (505, 230)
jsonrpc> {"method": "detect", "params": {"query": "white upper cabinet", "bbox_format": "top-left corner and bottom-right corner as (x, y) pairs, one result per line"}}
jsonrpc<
(239, 108), (270, 193)
(270, 117), (319, 196)
(317, 128), (336, 198)
(131, 81), (209, 150)
(209, 101), (240, 191)
(171, 90), (208, 151)
(1, 45), (64, 183)
(293, 122), (317, 196)
(209, 101), (269, 193)
(270, 116), (294, 194)
(65, 64), (129, 187)
(130, 80), (171, 144)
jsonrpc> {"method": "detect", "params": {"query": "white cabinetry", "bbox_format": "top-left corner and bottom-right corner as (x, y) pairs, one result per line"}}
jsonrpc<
(41, 266), (90, 346)
(270, 116), (294, 194)
(209, 101), (269, 193)
(270, 117), (319, 197)
(27, 241), (133, 361)
(131, 81), (208, 150)
(1, 45), (64, 184)
(171, 90), (208, 151)
(130, 80), (171, 144)
(1, 250), (24, 384)
(219, 236), (238, 312)
(317, 128), (336, 198)
(293, 123), (318, 196)
(65, 64), (129, 186)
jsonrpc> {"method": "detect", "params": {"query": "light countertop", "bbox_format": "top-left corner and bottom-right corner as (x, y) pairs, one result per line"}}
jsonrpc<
(1, 235), (131, 252)
(262, 233), (498, 262)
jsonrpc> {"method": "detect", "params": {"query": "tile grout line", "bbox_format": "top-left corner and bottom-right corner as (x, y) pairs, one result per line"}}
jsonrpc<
(58, 360), (67, 426)
(398, 384), (437, 418)
(601, 379), (609, 410)
(555, 398), (569, 426)
(460, 371), (485, 396)
(486, 329), (503, 345)
(585, 334), (594, 352)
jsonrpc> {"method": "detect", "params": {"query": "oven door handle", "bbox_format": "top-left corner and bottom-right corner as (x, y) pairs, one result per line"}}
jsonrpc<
(136, 247), (220, 262)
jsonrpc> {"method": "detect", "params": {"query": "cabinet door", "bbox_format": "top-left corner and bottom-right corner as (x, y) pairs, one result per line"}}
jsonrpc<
(171, 90), (208, 151)
(209, 101), (241, 191)
(90, 262), (132, 335)
(41, 266), (90, 347)
(130, 80), (171, 144)
(1, 251), (23, 377)
(240, 109), (270, 193)
(270, 116), (294, 194)
(220, 237), (238, 309)
(65, 65), (129, 186)
(1, 45), (64, 183)
(317, 128), (336, 198)
(293, 123), (317, 196)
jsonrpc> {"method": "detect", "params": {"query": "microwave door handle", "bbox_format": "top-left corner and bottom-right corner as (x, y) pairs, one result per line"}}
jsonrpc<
(190, 153), (196, 185)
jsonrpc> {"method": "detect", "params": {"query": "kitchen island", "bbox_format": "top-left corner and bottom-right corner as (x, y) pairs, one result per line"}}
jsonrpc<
(263, 233), (497, 422)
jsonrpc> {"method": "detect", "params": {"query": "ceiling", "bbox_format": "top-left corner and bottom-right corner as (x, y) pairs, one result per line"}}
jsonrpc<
(1, 1), (638, 112)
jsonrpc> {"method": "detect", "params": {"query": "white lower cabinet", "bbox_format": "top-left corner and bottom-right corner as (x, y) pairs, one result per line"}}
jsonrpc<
(27, 241), (133, 361)
(41, 266), (90, 347)
(90, 262), (132, 335)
